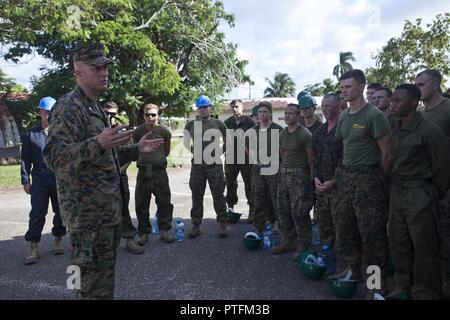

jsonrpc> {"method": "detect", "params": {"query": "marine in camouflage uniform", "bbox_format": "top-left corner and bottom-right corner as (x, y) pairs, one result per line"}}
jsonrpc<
(388, 84), (450, 299)
(416, 69), (450, 298)
(44, 44), (161, 299)
(184, 97), (229, 238)
(271, 104), (313, 259)
(311, 94), (343, 251)
(332, 71), (391, 289)
(248, 102), (283, 233)
(133, 103), (174, 243)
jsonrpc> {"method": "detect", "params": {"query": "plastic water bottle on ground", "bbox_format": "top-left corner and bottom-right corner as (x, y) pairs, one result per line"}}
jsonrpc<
(175, 219), (185, 241)
(263, 223), (273, 252)
(151, 212), (159, 235)
(311, 221), (320, 247)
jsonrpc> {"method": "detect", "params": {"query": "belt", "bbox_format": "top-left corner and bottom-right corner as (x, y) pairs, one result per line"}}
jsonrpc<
(341, 164), (379, 173)
(279, 167), (307, 173)
(391, 177), (432, 188)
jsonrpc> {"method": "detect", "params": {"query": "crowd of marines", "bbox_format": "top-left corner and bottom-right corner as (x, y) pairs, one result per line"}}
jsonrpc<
(20, 43), (450, 300)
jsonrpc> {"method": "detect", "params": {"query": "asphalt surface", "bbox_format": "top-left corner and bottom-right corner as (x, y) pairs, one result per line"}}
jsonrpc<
(0, 166), (366, 300)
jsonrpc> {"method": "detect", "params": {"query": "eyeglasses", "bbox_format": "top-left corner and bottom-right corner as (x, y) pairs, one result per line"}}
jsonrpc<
(105, 111), (117, 117)
(144, 113), (158, 118)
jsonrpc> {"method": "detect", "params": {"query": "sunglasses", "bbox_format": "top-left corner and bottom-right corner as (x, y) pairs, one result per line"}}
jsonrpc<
(144, 113), (158, 118)
(105, 111), (117, 117)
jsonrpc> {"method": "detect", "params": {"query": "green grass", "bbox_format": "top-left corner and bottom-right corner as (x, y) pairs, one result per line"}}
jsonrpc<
(0, 165), (21, 190)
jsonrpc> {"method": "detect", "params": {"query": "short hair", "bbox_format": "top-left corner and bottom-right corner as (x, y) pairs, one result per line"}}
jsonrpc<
(367, 82), (383, 90)
(339, 69), (366, 85)
(322, 93), (341, 105)
(374, 87), (393, 98)
(143, 103), (159, 112)
(230, 99), (243, 107)
(417, 69), (442, 85)
(395, 84), (421, 103)
(103, 101), (118, 110)
(257, 101), (273, 113)
(286, 103), (300, 113)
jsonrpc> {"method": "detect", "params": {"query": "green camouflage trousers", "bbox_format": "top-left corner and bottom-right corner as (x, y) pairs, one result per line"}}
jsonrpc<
(314, 188), (338, 249)
(334, 167), (389, 274)
(135, 165), (174, 233)
(440, 191), (450, 282)
(70, 223), (121, 300)
(388, 182), (441, 299)
(252, 165), (279, 233)
(121, 173), (138, 239)
(189, 164), (227, 225)
(277, 168), (313, 247)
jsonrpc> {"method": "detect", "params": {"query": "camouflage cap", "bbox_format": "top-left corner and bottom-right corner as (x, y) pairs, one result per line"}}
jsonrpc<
(72, 43), (113, 66)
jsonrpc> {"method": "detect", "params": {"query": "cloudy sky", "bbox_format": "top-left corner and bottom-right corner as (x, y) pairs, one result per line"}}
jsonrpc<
(1, 0), (449, 99)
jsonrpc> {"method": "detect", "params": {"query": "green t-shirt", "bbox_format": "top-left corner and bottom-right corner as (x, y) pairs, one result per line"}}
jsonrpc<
(279, 125), (312, 168)
(184, 119), (227, 163)
(133, 124), (171, 167)
(250, 122), (284, 164)
(421, 98), (450, 136)
(335, 103), (391, 166)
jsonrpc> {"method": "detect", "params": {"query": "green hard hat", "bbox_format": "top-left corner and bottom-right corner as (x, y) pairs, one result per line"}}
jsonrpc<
(297, 90), (316, 109)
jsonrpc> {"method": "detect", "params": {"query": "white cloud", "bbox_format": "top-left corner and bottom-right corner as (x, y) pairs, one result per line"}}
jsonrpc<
(223, 0), (450, 99)
(1, 0), (449, 99)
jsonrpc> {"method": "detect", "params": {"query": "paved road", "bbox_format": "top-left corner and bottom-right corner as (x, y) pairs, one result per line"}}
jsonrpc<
(0, 166), (366, 300)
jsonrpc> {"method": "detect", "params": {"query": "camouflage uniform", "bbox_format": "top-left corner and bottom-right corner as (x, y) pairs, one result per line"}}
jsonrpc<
(185, 119), (228, 225)
(120, 172), (138, 239)
(389, 112), (450, 299)
(133, 124), (173, 234)
(421, 98), (450, 291)
(334, 104), (390, 277)
(249, 122), (283, 233)
(43, 45), (139, 300)
(311, 122), (343, 249)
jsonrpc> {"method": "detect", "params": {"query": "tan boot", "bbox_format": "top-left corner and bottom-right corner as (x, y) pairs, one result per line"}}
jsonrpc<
(126, 238), (145, 254)
(52, 236), (65, 255)
(218, 222), (228, 238)
(188, 224), (201, 238)
(270, 241), (296, 255)
(137, 234), (148, 246)
(24, 241), (39, 265)
(160, 230), (175, 243)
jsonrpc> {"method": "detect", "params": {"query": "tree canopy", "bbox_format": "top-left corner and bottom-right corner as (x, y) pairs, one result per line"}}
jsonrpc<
(0, 0), (250, 124)
(366, 13), (450, 90)
(264, 72), (296, 98)
(332, 51), (355, 81)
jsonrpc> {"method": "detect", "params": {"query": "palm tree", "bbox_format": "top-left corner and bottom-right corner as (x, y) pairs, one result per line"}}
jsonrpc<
(333, 51), (356, 80)
(264, 72), (296, 97)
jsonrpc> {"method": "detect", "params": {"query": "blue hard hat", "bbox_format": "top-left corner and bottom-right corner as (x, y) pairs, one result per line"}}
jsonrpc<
(38, 96), (56, 111)
(195, 95), (212, 108)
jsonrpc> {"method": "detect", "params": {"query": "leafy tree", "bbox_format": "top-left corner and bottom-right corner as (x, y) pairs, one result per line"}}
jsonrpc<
(304, 78), (339, 96)
(0, 0), (250, 124)
(0, 69), (27, 94)
(264, 72), (296, 97)
(332, 51), (355, 80)
(366, 13), (450, 90)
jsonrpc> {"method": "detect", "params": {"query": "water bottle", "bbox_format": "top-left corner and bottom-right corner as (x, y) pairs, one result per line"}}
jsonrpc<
(311, 221), (320, 246)
(151, 213), (159, 235)
(319, 244), (336, 273)
(175, 219), (185, 241)
(263, 223), (272, 252)
(271, 224), (279, 248)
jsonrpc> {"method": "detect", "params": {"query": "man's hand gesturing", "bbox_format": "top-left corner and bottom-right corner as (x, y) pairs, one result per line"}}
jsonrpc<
(97, 125), (133, 150)
(138, 132), (165, 154)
